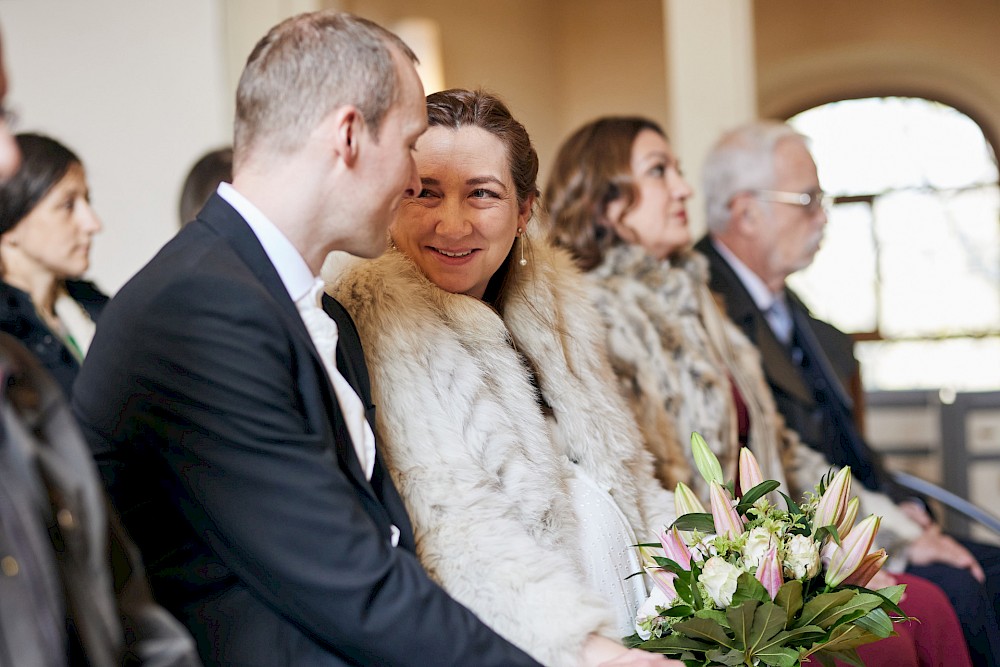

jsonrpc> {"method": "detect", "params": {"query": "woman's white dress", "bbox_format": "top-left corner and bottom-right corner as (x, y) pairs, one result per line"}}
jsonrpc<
(569, 464), (648, 638)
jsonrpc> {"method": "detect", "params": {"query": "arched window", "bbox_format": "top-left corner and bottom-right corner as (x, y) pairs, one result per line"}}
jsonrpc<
(786, 97), (1000, 393)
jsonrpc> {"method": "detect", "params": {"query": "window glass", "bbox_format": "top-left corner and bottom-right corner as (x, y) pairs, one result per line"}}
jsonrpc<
(787, 97), (1000, 391)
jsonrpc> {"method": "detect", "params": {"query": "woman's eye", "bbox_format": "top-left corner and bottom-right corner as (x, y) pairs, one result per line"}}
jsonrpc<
(470, 188), (498, 199)
(417, 188), (435, 198)
(649, 164), (666, 178)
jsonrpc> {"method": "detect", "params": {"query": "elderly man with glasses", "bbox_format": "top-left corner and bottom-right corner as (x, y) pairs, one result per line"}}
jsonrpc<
(694, 119), (1000, 666)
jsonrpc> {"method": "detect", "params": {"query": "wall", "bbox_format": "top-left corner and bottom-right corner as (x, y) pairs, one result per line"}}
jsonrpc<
(1, 0), (231, 293)
(345, 0), (667, 186)
(755, 0), (1000, 151)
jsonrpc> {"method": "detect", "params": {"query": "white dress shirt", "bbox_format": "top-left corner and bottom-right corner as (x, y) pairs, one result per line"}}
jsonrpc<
(217, 183), (377, 481)
(710, 237), (794, 344)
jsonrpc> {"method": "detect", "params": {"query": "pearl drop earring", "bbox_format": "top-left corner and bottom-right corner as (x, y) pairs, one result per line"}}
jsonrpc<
(518, 228), (527, 266)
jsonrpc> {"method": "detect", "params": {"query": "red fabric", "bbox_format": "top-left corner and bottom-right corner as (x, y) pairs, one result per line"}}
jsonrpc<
(804, 573), (971, 666)
(728, 377), (751, 447)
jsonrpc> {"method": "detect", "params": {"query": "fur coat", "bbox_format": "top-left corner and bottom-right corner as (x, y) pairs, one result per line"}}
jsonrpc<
(587, 245), (920, 556)
(325, 237), (676, 667)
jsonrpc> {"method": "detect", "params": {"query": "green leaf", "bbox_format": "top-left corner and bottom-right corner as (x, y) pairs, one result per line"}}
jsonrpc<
(705, 647), (745, 665)
(736, 480), (781, 513)
(688, 564), (704, 610)
(774, 580), (804, 627)
(674, 575), (692, 605)
(732, 572), (771, 606)
(652, 556), (691, 578)
(814, 524), (842, 548)
(779, 491), (802, 516)
(809, 624), (882, 653)
(725, 600), (758, 650)
(858, 583), (909, 619)
(694, 608), (730, 628)
(755, 625), (826, 654)
(665, 605), (694, 617)
(638, 633), (712, 653)
(817, 593), (885, 629)
(672, 617), (738, 649)
(671, 512), (717, 533)
(622, 633), (644, 649)
(756, 645), (800, 667)
(875, 583), (906, 605)
(814, 648), (866, 667)
(748, 601), (787, 650)
(853, 607), (895, 638)
(795, 590), (855, 628)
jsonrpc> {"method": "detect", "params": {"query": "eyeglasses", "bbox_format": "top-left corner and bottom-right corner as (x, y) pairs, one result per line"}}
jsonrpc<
(752, 189), (828, 213)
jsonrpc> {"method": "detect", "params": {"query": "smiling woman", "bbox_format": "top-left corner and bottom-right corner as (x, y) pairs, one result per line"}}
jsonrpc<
(325, 89), (681, 667)
(390, 124), (531, 299)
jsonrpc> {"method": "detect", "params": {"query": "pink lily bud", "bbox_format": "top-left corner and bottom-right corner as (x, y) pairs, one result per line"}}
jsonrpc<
(755, 546), (783, 600)
(659, 527), (692, 569)
(709, 481), (744, 539)
(813, 467), (852, 536)
(836, 497), (861, 540)
(647, 567), (679, 601)
(841, 548), (889, 588)
(825, 514), (881, 587)
(691, 432), (724, 485)
(738, 448), (765, 497)
(674, 481), (707, 516)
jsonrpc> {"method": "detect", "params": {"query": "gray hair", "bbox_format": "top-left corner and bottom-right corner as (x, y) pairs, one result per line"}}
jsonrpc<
(702, 120), (807, 234)
(234, 11), (417, 166)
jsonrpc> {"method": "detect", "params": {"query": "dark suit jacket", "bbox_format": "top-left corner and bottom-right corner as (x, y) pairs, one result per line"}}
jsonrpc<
(695, 235), (911, 503)
(72, 195), (539, 667)
(0, 279), (108, 398)
(0, 333), (199, 667)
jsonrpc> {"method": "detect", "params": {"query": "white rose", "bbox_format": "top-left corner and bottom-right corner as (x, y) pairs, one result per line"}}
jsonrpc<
(741, 526), (775, 569)
(699, 556), (741, 608)
(635, 586), (673, 640)
(783, 534), (821, 580)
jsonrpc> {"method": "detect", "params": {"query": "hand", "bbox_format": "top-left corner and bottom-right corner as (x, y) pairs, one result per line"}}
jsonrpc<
(582, 635), (681, 667)
(598, 649), (683, 666)
(905, 525), (985, 583)
(898, 500), (934, 529)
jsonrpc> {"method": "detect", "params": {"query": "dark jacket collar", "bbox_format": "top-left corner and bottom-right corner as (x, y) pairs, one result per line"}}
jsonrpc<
(694, 235), (815, 407)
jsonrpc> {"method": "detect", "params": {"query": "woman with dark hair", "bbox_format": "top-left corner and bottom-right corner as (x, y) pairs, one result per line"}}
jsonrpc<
(326, 91), (679, 667)
(545, 116), (972, 667)
(0, 133), (106, 397)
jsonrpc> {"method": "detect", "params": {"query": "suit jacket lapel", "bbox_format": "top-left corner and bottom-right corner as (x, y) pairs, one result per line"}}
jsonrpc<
(322, 294), (415, 546)
(196, 195), (378, 500)
(697, 237), (815, 407)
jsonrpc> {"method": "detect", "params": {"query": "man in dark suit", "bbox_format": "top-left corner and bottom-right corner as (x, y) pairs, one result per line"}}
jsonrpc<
(696, 120), (1000, 665)
(72, 12), (540, 667)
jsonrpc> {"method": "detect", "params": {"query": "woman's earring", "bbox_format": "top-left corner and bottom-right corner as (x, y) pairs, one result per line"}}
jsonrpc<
(517, 228), (527, 266)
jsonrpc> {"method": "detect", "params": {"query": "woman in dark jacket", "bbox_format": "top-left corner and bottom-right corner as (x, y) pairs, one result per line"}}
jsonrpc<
(0, 133), (107, 397)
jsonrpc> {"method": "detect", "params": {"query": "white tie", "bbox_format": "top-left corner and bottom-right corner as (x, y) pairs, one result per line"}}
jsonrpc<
(295, 279), (376, 482)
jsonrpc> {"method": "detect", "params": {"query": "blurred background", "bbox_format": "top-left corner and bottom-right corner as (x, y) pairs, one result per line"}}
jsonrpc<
(3, 0), (999, 540)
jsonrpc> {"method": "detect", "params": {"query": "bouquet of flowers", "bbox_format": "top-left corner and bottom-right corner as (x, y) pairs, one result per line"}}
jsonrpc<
(627, 434), (909, 666)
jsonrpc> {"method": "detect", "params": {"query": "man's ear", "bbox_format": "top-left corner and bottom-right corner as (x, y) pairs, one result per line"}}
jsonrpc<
(729, 193), (758, 234)
(329, 105), (364, 168)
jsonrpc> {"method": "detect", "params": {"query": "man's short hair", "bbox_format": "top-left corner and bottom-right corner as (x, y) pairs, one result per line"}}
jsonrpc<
(703, 120), (807, 234)
(233, 11), (417, 166)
